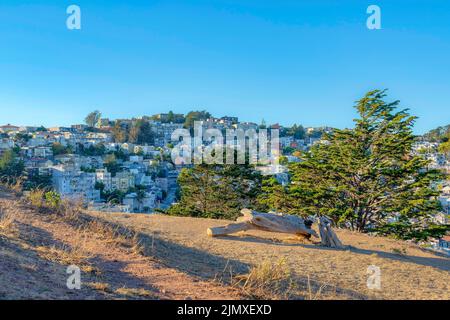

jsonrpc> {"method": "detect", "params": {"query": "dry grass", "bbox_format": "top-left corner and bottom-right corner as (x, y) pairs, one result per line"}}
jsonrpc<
(57, 199), (83, 221)
(391, 247), (408, 256)
(35, 232), (94, 266)
(305, 275), (329, 300)
(3, 186), (448, 300)
(232, 258), (298, 299)
(115, 287), (154, 297)
(24, 188), (144, 256)
(131, 233), (145, 255)
(87, 282), (111, 293)
(82, 219), (130, 246)
(1, 190), (242, 300)
(0, 203), (19, 235)
(27, 189), (45, 208)
(99, 214), (450, 300)
(0, 177), (24, 196)
(0, 208), (15, 232)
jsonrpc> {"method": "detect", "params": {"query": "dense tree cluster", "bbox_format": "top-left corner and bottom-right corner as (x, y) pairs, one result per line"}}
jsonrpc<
(52, 142), (73, 156)
(424, 124), (450, 143)
(168, 163), (262, 220)
(111, 119), (155, 145)
(263, 90), (448, 240)
(172, 90), (449, 240)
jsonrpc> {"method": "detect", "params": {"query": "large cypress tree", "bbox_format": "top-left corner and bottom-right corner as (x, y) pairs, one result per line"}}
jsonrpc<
(268, 90), (447, 240)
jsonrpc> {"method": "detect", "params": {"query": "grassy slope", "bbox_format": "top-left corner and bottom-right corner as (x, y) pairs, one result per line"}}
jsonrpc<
(1, 187), (449, 300)
(95, 213), (450, 300)
(0, 190), (241, 300)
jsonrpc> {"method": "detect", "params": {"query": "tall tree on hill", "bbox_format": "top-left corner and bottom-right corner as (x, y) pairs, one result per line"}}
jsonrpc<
(288, 124), (306, 139)
(264, 90), (447, 240)
(167, 111), (175, 123)
(112, 121), (127, 143)
(85, 110), (102, 128)
(184, 110), (211, 128)
(128, 120), (154, 145)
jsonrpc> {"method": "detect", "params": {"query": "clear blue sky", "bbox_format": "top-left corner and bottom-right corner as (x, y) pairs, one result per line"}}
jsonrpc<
(1, 0), (449, 133)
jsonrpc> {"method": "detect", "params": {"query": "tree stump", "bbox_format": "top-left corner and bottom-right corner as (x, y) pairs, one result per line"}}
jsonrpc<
(317, 216), (344, 249)
(207, 209), (319, 238)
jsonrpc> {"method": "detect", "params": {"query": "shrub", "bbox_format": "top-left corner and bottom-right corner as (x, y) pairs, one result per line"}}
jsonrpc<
(44, 191), (61, 209)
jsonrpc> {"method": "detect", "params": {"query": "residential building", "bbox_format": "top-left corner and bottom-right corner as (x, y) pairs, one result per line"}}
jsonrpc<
(111, 171), (135, 192)
(0, 124), (20, 133)
(95, 169), (112, 191)
(123, 192), (157, 212)
(52, 165), (100, 203)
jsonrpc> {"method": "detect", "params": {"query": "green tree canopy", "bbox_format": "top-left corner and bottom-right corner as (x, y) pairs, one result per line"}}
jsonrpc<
(0, 149), (24, 181)
(424, 124), (450, 142)
(104, 153), (121, 176)
(85, 110), (102, 128)
(112, 121), (127, 143)
(438, 141), (450, 156)
(184, 110), (211, 128)
(169, 163), (262, 220)
(263, 90), (448, 240)
(288, 124), (306, 139)
(52, 142), (72, 156)
(128, 119), (154, 145)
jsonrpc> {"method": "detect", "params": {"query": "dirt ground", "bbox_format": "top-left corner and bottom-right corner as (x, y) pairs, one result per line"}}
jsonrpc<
(94, 213), (450, 300)
(1, 186), (449, 300)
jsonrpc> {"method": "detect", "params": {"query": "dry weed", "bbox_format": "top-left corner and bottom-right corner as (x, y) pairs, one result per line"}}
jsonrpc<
(0, 207), (15, 232)
(115, 287), (154, 298)
(232, 258), (297, 299)
(0, 177), (24, 196)
(87, 282), (111, 292)
(35, 232), (93, 266)
(27, 189), (45, 208)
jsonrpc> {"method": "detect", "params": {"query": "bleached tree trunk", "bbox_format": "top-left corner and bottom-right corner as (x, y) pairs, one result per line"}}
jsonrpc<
(317, 216), (344, 248)
(207, 209), (319, 238)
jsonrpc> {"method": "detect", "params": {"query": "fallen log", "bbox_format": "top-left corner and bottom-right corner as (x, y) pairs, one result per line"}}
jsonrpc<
(207, 209), (319, 238)
(317, 216), (344, 249)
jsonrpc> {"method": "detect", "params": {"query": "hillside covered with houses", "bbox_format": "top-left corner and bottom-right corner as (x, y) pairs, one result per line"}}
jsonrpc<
(0, 112), (324, 213)
(1, 111), (450, 254)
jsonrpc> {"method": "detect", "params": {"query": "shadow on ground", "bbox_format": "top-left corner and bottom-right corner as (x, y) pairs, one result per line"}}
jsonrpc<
(214, 233), (450, 273)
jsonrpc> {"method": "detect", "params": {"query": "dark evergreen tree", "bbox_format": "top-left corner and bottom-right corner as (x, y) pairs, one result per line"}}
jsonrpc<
(263, 90), (448, 240)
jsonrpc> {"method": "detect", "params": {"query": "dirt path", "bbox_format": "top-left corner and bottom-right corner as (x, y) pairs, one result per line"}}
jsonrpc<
(0, 195), (241, 300)
(97, 213), (450, 300)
